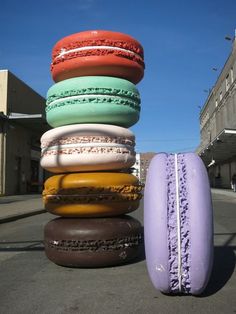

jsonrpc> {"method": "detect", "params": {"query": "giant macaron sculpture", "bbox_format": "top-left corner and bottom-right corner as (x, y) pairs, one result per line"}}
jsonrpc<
(43, 172), (142, 217)
(50, 30), (144, 84)
(40, 124), (137, 173)
(41, 30), (145, 267)
(46, 76), (141, 128)
(144, 153), (214, 295)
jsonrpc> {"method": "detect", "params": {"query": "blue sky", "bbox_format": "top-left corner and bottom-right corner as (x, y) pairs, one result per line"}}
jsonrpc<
(1, 0), (236, 153)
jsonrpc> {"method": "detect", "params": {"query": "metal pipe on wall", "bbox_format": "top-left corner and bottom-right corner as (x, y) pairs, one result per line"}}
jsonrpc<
(0, 119), (7, 195)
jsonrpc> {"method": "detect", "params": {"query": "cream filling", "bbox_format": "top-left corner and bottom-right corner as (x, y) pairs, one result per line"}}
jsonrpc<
(55, 45), (141, 59)
(47, 94), (134, 107)
(174, 153), (182, 292)
(46, 193), (131, 197)
(41, 142), (133, 153)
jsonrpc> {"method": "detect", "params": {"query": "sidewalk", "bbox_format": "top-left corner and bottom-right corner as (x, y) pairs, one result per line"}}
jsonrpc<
(211, 188), (236, 197)
(0, 194), (46, 223)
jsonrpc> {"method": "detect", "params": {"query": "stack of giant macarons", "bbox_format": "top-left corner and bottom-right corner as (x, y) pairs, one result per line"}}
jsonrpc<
(41, 30), (145, 267)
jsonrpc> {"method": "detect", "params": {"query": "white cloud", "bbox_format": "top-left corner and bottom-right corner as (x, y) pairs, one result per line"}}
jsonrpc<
(76, 0), (95, 11)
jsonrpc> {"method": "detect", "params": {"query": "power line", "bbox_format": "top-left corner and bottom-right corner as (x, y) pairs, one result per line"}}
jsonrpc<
(136, 146), (197, 153)
(165, 146), (197, 153)
(136, 138), (199, 143)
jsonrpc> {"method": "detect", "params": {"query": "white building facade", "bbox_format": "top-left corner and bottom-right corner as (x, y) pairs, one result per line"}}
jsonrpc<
(132, 153), (141, 180)
(197, 37), (236, 188)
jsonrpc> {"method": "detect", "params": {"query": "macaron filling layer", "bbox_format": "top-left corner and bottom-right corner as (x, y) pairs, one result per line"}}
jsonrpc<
(42, 148), (134, 157)
(41, 135), (134, 148)
(167, 154), (191, 293)
(55, 45), (141, 60)
(41, 142), (135, 156)
(45, 234), (143, 252)
(52, 48), (144, 70)
(41, 134), (135, 157)
(53, 38), (144, 57)
(43, 184), (143, 203)
(52, 39), (144, 68)
(47, 87), (140, 103)
(46, 91), (140, 113)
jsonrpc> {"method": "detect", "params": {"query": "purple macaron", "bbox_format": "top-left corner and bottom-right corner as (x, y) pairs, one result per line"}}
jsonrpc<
(144, 153), (213, 295)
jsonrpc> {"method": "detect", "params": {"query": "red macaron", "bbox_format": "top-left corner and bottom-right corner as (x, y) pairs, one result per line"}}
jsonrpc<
(51, 30), (145, 84)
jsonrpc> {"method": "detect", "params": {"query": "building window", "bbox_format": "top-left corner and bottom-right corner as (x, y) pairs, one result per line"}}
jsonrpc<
(208, 130), (212, 142)
(231, 67), (234, 83)
(220, 91), (222, 101)
(215, 99), (218, 107)
(226, 74), (230, 92)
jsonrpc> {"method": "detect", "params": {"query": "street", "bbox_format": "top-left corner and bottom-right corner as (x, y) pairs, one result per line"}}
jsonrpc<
(0, 191), (236, 314)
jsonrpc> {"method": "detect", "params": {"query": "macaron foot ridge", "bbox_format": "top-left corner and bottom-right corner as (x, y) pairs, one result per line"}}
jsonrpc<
(166, 153), (191, 294)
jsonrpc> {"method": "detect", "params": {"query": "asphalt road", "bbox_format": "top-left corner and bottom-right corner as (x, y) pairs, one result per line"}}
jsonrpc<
(0, 193), (236, 314)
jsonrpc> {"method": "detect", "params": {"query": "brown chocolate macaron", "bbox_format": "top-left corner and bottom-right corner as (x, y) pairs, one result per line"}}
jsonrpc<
(44, 215), (143, 267)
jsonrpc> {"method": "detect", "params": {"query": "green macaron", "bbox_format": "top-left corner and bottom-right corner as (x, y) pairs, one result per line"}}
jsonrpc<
(46, 76), (141, 128)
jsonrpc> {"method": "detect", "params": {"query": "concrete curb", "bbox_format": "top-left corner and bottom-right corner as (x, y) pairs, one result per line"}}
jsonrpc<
(0, 209), (46, 224)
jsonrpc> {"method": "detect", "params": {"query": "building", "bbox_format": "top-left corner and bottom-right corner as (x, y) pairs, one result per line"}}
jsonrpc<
(197, 36), (236, 188)
(0, 70), (49, 195)
(131, 153), (141, 180)
(131, 152), (156, 183)
(140, 152), (156, 184)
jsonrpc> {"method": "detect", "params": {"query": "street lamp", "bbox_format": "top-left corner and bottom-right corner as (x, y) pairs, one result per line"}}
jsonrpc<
(225, 31), (236, 42)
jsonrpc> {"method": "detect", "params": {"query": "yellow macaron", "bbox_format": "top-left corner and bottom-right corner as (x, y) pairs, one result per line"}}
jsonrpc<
(43, 172), (143, 217)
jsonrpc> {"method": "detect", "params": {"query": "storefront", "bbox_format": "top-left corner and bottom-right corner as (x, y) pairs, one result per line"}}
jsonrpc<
(0, 70), (49, 195)
(199, 129), (236, 189)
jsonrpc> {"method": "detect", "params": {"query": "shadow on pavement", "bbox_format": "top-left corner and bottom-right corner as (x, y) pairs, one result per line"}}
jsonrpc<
(0, 240), (44, 252)
(200, 243), (235, 297)
(0, 194), (41, 204)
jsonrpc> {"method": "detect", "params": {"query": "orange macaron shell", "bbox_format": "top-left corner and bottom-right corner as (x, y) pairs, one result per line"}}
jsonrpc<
(43, 172), (143, 217)
(51, 30), (145, 84)
(44, 201), (140, 217)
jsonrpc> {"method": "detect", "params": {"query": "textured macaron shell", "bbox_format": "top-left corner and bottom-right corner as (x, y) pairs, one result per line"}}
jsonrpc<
(51, 30), (144, 84)
(44, 216), (143, 267)
(144, 154), (169, 291)
(144, 153), (213, 295)
(46, 76), (140, 128)
(43, 172), (140, 190)
(40, 124), (136, 173)
(43, 172), (143, 217)
(185, 153), (213, 294)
